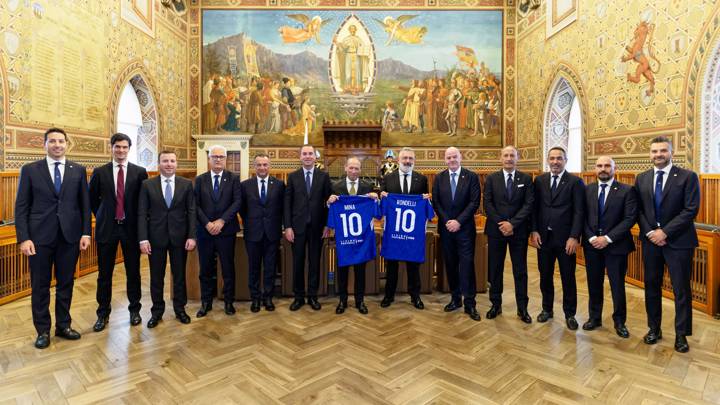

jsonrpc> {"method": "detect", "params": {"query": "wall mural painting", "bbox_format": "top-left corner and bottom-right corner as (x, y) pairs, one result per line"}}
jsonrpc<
(621, 20), (661, 97)
(202, 10), (504, 147)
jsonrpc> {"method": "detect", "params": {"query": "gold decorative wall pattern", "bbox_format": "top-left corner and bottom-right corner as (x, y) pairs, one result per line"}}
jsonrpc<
(517, 0), (718, 171)
(0, 1), (190, 170)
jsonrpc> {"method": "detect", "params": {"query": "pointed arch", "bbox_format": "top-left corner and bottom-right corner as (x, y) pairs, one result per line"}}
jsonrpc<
(696, 9), (720, 173)
(109, 60), (160, 170)
(541, 63), (588, 172)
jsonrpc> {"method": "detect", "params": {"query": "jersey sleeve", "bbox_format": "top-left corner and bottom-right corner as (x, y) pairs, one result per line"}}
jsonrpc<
(424, 198), (435, 221)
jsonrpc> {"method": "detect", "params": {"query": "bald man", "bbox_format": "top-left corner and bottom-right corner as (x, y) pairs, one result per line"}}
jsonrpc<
(582, 156), (637, 338)
(432, 147), (481, 321)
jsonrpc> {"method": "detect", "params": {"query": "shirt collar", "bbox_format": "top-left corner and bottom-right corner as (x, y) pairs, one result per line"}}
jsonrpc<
(304, 167), (314, 175)
(47, 156), (66, 166)
(502, 169), (515, 178)
(113, 160), (127, 168)
(551, 170), (565, 179)
(599, 178), (614, 188)
(449, 166), (462, 176)
(400, 169), (412, 177)
(655, 163), (672, 176)
(346, 177), (359, 186)
(161, 174), (175, 183)
(211, 170), (224, 179)
(257, 175), (268, 184)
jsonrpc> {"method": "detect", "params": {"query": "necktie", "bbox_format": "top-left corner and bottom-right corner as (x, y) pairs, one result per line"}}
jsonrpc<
(116, 164), (125, 220)
(305, 171), (311, 194)
(349, 181), (356, 195)
(403, 173), (409, 194)
(260, 179), (266, 204)
(53, 162), (62, 194)
(506, 173), (513, 200)
(654, 171), (664, 225)
(164, 179), (173, 208)
(450, 172), (457, 200)
(551, 175), (559, 195)
(598, 183), (607, 232)
(213, 174), (220, 199)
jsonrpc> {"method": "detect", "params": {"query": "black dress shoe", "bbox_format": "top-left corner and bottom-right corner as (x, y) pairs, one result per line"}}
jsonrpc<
(380, 297), (394, 308)
(176, 312), (191, 324)
(517, 310), (532, 324)
(93, 316), (109, 332)
(250, 299), (261, 313)
(130, 312), (142, 326)
(308, 297), (322, 311)
(537, 310), (554, 323)
(444, 301), (462, 312)
(675, 335), (690, 353)
(196, 302), (212, 318)
(465, 306), (481, 321)
(147, 316), (162, 328)
(35, 332), (50, 349)
(289, 298), (305, 311)
(614, 324), (630, 338)
(566, 317), (579, 331)
(486, 305), (502, 319)
(55, 327), (81, 340)
(411, 297), (424, 310)
(336, 301), (347, 314)
(643, 329), (662, 344)
(264, 298), (275, 312)
(582, 319), (601, 331)
(356, 302), (368, 315)
(224, 302), (236, 315)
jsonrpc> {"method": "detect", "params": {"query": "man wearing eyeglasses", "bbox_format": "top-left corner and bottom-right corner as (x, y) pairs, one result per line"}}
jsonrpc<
(194, 145), (242, 318)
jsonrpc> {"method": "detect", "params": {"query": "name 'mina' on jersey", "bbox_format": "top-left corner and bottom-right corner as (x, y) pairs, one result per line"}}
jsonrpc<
(326, 195), (381, 267)
(380, 193), (435, 263)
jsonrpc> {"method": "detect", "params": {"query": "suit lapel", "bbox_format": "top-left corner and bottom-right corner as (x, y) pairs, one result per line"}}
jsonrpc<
(217, 171), (230, 201)
(660, 166), (678, 202)
(454, 169), (466, 200)
(551, 172), (568, 202)
(40, 160), (59, 196)
(603, 183), (620, 215)
(59, 162), (74, 198)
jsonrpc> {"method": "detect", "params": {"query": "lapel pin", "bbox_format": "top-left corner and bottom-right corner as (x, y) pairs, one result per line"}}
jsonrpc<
(673, 174), (677, 177)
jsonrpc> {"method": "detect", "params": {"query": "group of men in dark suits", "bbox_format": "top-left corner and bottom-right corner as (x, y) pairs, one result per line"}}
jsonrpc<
(481, 138), (699, 353)
(16, 128), (699, 353)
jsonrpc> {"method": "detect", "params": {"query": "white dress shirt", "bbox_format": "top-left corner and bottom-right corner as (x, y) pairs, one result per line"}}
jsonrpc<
(210, 170), (224, 188)
(46, 156), (66, 182)
(161, 174), (176, 198)
(399, 169), (412, 192)
(346, 177), (360, 194)
(113, 160), (128, 193)
(549, 170), (565, 187)
(257, 175), (269, 195)
(589, 178), (614, 244)
(449, 166), (462, 188)
(653, 163), (672, 193)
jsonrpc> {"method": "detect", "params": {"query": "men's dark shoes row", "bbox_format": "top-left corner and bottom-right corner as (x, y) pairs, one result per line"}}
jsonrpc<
(642, 329), (689, 353)
(380, 296), (425, 310)
(443, 300), (481, 321)
(250, 298), (276, 313)
(484, 305), (533, 324)
(335, 300), (369, 314)
(290, 297), (321, 311)
(93, 311), (142, 332)
(35, 327), (81, 349)
(582, 319), (630, 338)
(196, 302), (238, 317)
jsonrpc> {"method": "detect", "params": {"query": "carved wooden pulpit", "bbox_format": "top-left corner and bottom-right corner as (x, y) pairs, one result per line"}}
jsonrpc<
(321, 121), (383, 179)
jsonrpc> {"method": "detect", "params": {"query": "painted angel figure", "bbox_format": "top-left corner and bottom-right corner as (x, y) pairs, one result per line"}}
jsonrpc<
(278, 14), (332, 44)
(374, 15), (428, 45)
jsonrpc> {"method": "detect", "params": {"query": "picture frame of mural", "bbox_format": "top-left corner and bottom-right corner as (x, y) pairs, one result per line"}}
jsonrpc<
(546, 0), (578, 39)
(201, 10), (504, 148)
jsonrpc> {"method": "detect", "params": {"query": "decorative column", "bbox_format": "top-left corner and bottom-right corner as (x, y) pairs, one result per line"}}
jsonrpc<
(192, 134), (253, 180)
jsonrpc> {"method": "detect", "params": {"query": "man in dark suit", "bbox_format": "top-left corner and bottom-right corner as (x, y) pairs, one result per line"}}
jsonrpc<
(240, 153), (285, 312)
(284, 144), (332, 311)
(194, 145), (242, 318)
(483, 146), (534, 324)
(433, 147), (481, 321)
(380, 147), (429, 309)
(89, 133), (148, 332)
(635, 136), (699, 353)
(15, 127), (91, 349)
(531, 146), (585, 330)
(138, 151), (197, 328)
(582, 156), (637, 338)
(326, 156), (378, 315)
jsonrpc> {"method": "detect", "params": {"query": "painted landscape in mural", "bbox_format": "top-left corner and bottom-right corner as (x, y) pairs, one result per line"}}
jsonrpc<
(202, 10), (503, 147)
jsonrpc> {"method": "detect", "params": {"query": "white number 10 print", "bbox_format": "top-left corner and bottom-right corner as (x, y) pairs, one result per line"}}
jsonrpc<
(339, 213), (363, 237)
(394, 208), (416, 233)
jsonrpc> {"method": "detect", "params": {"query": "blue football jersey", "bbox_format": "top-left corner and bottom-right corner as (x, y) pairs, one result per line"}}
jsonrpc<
(380, 194), (435, 263)
(327, 195), (381, 267)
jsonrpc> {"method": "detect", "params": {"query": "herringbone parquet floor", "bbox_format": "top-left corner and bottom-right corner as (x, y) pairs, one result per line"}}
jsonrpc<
(1, 250), (720, 404)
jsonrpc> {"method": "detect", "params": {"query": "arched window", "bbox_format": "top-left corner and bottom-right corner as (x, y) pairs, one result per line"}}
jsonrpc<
(566, 97), (582, 173)
(700, 37), (720, 173)
(544, 75), (584, 172)
(116, 83), (142, 165)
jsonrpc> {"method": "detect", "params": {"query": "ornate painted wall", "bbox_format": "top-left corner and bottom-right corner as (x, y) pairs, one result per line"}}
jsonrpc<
(517, 0), (719, 171)
(0, 0), (192, 170)
(189, 0), (517, 170)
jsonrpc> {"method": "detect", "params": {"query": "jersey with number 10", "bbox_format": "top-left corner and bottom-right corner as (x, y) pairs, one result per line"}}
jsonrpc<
(380, 194), (435, 263)
(327, 195), (380, 267)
